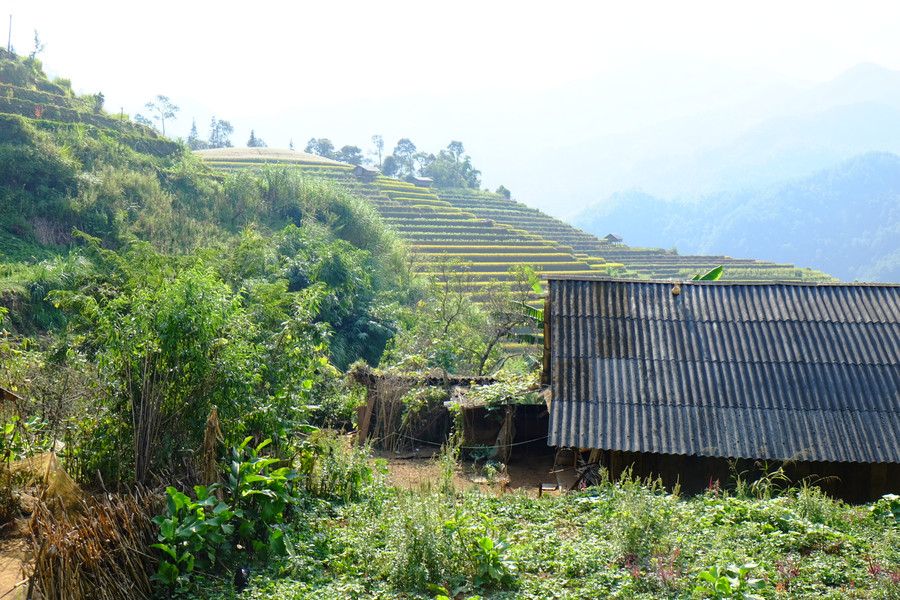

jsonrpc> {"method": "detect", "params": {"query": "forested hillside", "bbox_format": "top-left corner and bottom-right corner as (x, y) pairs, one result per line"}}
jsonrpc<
(572, 152), (900, 282)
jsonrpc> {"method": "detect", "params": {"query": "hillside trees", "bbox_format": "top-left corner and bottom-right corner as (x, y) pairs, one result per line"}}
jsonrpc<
(187, 118), (207, 150)
(186, 117), (243, 150)
(140, 95), (179, 136)
(381, 257), (512, 375)
(59, 239), (251, 484)
(208, 117), (234, 148)
(305, 138), (335, 159)
(29, 30), (46, 59)
(381, 155), (399, 177)
(370, 134), (384, 168)
(377, 139), (481, 188)
(91, 92), (104, 114)
(224, 167), (411, 368)
(283, 133), (483, 188)
(247, 130), (267, 148)
(49, 234), (334, 485)
(447, 140), (464, 161)
(37, 163), (414, 484)
(423, 146), (481, 188)
(335, 144), (363, 165)
(392, 138), (417, 177)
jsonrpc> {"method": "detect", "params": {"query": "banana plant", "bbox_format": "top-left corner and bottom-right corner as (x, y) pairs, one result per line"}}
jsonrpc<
(692, 265), (724, 281)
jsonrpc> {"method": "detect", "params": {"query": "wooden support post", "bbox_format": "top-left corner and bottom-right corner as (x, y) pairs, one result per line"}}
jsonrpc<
(356, 395), (376, 445)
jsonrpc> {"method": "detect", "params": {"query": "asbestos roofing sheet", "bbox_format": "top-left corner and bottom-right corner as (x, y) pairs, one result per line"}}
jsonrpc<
(552, 317), (900, 365)
(548, 400), (900, 463)
(552, 279), (900, 323)
(548, 279), (900, 464)
(552, 357), (900, 411)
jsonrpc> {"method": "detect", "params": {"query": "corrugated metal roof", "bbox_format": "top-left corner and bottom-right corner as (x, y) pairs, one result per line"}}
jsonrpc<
(547, 278), (900, 463)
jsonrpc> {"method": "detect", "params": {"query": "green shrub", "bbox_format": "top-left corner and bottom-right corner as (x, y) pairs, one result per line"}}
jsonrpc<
(151, 485), (235, 589)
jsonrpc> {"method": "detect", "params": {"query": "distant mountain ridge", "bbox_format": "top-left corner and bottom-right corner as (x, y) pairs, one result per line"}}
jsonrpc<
(549, 63), (900, 210)
(196, 60), (900, 219)
(571, 152), (900, 282)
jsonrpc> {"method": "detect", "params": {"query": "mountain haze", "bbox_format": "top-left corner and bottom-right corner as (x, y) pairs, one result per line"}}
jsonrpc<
(571, 152), (900, 282)
(178, 60), (900, 225)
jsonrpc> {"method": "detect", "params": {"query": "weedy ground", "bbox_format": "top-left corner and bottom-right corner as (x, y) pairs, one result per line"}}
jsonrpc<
(183, 460), (900, 600)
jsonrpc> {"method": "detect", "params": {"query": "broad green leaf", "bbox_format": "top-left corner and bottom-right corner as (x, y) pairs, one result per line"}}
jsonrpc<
(692, 265), (724, 281)
(151, 543), (177, 561)
(159, 518), (177, 541)
(151, 561), (179, 585)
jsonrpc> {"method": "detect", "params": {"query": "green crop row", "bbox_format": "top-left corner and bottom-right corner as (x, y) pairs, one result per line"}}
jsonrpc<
(381, 211), (477, 220)
(205, 160), (349, 169)
(384, 222), (484, 230)
(411, 242), (559, 255)
(1, 82), (79, 109)
(411, 242), (575, 253)
(417, 261), (593, 270)
(422, 269), (603, 283)
(416, 253), (576, 261)
(401, 233), (534, 239)
(389, 196), (447, 204)
(381, 188), (438, 198)
(382, 215), (478, 224)
(376, 183), (425, 193)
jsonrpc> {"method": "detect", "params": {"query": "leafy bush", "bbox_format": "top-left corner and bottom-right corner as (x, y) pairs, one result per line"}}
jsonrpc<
(224, 437), (297, 555)
(152, 436), (306, 592)
(871, 493), (900, 527)
(443, 508), (519, 590)
(152, 485), (235, 588)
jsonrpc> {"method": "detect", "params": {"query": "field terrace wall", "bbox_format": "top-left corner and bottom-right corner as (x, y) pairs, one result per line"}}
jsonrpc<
(370, 180), (606, 296)
(544, 277), (900, 503)
(0, 80), (155, 136)
(0, 79), (180, 156)
(435, 189), (835, 283)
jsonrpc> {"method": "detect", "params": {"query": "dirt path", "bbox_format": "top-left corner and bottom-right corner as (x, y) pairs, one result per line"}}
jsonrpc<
(0, 521), (30, 600)
(377, 444), (557, 495)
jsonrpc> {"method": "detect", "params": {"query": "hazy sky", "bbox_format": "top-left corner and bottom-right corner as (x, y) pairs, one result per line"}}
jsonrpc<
(0, 0), (900, 217)
(6, 1), (900, 159)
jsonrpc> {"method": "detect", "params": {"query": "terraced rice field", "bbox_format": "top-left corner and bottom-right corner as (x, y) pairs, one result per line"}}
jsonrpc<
(368, 180), (606, 294)
(196, 149), (836, 290)
(435, 189), (835, 282)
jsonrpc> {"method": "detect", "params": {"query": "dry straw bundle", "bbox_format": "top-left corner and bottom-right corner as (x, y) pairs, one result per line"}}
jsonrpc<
(28, 490), (160, 600)
(9, 453), (83, 520)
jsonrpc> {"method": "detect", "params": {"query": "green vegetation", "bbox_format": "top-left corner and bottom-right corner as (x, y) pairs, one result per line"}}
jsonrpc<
(174, 463), (900, 600)
(0, 49), (879, 600)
